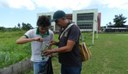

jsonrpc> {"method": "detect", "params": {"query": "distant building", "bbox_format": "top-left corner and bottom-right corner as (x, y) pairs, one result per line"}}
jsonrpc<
(104, 25), (128, 32)
(37, 9), (101, 33)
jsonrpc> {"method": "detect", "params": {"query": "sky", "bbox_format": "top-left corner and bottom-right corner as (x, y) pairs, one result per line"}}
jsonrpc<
(0, 0), (128, 28)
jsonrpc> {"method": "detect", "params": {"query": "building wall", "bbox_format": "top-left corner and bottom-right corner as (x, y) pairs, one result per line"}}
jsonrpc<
(37, 9), (101, 32)
(73, 9), (98, 32)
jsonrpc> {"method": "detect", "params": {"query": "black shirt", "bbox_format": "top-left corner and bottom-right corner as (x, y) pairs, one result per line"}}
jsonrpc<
(58, 24), (82, 67)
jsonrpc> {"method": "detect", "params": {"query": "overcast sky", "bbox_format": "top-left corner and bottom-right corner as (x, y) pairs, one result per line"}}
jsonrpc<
(0, 0), (128, 27)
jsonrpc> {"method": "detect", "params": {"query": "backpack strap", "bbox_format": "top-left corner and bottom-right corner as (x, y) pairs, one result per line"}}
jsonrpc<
(60, 23), (74, 39)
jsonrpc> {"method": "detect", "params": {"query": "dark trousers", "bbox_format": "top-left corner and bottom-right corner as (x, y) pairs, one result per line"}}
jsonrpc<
(61, 64), (82, 74)
(38, 57), (53, 74)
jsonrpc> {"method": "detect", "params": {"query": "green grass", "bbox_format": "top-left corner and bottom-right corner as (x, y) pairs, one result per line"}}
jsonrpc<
(1, 31), (128, 74)
(83, 33), (128, 74)
(50, 33), (128, 74)
(0, 31), (31, 68)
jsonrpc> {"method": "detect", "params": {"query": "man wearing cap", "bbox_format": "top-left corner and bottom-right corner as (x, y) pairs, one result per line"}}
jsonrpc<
(44, 10), (82, 74)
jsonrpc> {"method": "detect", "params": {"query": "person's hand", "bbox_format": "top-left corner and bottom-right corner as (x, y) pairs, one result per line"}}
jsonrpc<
(33, 37), (43, 42)
(50, 41), (59, 46)
(43, 49), (54, 56)
(41, 51), (52, 57)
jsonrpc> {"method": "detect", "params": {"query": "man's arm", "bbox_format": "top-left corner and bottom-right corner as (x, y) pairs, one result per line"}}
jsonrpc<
(43, 40), (75, 55)
(16, 36), (43, 44)
(54, 40), (75, 52)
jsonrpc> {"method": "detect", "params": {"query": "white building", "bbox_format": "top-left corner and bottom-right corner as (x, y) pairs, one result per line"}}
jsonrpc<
(37, 9), (101, 44)
(73, 9), (98, 32)
(37, 9), (100, 32)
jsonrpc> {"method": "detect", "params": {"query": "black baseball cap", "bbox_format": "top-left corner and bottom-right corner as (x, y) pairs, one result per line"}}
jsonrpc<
(51, 10), (66, 22)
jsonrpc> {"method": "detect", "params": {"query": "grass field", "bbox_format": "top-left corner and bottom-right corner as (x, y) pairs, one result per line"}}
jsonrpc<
(52, 33), (128, 74)
(0, 31), (31, 68)
(83, 33), (128, 74)
(1, 31), (128, 74)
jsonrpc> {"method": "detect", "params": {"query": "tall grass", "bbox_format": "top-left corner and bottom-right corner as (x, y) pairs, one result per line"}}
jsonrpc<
(1, 31), (128, 74)
(0, 31), (31, 68)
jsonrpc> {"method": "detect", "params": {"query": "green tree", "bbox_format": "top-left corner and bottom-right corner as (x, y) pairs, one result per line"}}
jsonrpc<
(113, 14), (127, 27)
(17, 23), (21, 29)
(108, 22), (112, 26)
(22, 22), (33, 30)
(0, 26), (5, 31)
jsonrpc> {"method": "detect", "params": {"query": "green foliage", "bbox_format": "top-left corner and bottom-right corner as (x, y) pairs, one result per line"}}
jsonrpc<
(0, 26), (22, 32)
(113, 14), (127, 27)
(0, 22), (33, 32)
(0, 31), (31, 68)
(22, 22), (33, 30)
(0, 26), (5, 31)
(2, 31), (128, 74)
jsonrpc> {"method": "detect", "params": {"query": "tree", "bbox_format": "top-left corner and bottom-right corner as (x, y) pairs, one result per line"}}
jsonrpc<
(108, 22), (112, 26)
(17, 23), (21, 29)
(22, 22), (33, 30)
(113, 14), (127, 27)
(0, 26), (5, 31)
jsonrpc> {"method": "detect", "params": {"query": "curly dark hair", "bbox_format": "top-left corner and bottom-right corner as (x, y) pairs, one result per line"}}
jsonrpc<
(37, 15), (51, 27)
